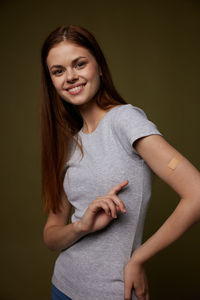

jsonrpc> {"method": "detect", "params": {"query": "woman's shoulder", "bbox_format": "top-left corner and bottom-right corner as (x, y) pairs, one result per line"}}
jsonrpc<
(110, 103), (148, 121)
(110, 103), (160, 135)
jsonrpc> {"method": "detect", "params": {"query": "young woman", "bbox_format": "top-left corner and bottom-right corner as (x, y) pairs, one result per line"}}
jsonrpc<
(41, 25), (200, 300)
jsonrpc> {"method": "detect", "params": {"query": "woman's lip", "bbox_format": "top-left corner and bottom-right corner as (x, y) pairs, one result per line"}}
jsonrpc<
(66, 83), (86, 95)
(66, 83), (86, 90)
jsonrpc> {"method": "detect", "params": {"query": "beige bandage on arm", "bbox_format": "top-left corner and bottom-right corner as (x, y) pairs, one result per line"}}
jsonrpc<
(163, 154), (183, 176)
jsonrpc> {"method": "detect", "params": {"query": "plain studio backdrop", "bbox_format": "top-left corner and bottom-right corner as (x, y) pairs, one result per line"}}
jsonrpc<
(0, 0), (200, 299)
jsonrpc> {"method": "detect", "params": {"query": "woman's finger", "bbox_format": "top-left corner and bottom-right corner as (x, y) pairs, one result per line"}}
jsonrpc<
(108, 180), (129, 195)
(90, 200), (111, 216)
(135, 281), (149, 300)
(92, 197), (117, 217)
(105, 194), (126, 213)
(102, 198), (118, 218)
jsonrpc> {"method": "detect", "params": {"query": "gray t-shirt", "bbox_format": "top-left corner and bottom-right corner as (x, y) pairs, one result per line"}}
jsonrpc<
(52, 104), (162, 300)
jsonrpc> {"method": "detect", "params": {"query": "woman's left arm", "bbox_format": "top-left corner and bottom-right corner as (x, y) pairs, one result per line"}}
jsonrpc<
(124, 134), (200, 300)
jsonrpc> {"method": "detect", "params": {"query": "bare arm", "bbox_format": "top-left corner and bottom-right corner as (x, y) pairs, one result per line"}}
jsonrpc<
(43, 192), (87, 251)
(131, 134), (200, 264)
(43, 181), (128, 252)
(123, 135), (200, 300)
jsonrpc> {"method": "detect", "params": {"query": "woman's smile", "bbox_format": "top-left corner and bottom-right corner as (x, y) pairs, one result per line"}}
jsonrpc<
(66, 83), (87, 95)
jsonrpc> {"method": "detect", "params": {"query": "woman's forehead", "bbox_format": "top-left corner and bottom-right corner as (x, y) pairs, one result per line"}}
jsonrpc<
(47, 41), (93, 65)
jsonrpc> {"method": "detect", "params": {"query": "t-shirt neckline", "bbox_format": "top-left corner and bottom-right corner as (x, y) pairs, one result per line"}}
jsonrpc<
(79, 104), (126, 137)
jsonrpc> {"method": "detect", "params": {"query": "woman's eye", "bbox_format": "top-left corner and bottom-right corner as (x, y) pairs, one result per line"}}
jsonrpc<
(76, 62), (86, 68)
(52, 69), (63, 75)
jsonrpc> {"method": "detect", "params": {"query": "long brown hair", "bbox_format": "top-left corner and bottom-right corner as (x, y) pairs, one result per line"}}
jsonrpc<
(40, 24), (127, 214)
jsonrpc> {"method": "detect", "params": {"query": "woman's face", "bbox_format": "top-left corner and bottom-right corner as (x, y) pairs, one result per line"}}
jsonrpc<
(46, 41), (102, 107)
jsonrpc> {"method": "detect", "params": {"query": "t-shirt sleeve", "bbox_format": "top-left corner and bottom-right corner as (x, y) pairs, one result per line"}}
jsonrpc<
(111, 104), (163, 156)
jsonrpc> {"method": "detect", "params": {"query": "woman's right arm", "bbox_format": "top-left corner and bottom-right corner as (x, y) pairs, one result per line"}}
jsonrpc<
(43, 180), (128, 251)
(43, 192), (87, 251)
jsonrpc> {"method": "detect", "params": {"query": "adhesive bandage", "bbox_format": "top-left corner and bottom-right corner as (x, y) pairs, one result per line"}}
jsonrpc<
(163, 154), (183, 176)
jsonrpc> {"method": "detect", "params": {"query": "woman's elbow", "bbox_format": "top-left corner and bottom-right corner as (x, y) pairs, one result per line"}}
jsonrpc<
(43, 226), (59, 251)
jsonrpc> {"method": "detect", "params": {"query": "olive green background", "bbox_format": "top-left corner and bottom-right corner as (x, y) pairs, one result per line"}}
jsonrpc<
(1, 0), (200, 299)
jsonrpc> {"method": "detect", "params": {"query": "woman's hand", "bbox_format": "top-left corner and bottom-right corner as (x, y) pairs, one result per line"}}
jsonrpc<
(123, 259), (149, 300)
(78, 180), (128, 233)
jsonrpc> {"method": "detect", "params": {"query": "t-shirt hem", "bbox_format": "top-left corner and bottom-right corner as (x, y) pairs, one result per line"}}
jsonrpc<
(52, 275), (74, 299)
(52, 274), (138, 300)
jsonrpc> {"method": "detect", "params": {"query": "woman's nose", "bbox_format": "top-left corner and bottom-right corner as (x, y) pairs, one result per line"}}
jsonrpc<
(66, 68), (78, 82)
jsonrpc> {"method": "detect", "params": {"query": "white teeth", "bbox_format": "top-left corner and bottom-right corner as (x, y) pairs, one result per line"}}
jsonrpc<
(68, 85), (84, 92)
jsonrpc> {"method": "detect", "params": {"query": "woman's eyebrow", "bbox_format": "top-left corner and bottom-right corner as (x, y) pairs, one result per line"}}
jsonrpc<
(50, 56), (87, 70)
